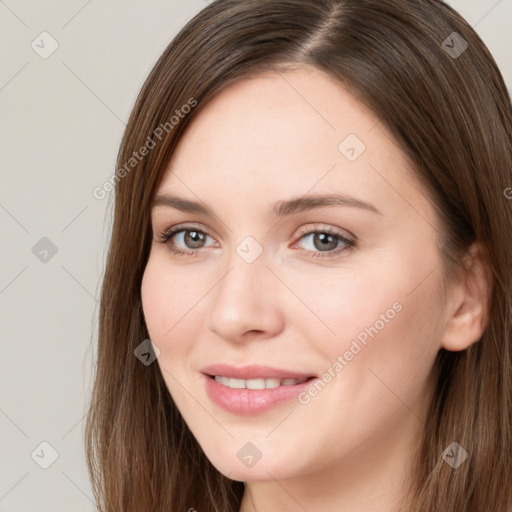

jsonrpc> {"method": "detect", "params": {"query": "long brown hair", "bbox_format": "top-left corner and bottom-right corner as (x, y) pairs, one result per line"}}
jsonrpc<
(85, 1), (512, 510)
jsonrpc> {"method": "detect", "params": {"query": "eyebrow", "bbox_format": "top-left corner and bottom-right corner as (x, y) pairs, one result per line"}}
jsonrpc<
(151, 192), (382, 217)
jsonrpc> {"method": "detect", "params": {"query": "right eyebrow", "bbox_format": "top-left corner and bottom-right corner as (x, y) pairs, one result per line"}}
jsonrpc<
(152, 194), (212, 215)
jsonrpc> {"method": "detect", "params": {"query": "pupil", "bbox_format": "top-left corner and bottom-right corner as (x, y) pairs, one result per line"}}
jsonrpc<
(186, 230), (204, 248)
(315, 233), (337, 251)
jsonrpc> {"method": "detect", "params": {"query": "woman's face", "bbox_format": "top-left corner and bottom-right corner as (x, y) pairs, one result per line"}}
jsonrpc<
(141, 67), (449, 486)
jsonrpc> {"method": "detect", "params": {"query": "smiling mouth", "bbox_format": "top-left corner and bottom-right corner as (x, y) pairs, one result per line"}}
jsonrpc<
(208, 375), (316, 389)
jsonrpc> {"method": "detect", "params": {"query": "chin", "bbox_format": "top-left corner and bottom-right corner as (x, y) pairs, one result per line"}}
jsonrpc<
(201, 443), (297, 482)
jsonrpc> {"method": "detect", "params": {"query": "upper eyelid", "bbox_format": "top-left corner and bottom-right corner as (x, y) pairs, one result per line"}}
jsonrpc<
(163, 222), (218, 240)
(160, 222), (354, 244)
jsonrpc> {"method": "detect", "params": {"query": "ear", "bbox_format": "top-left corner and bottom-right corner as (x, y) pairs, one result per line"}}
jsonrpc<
(440, 242), (493, 352)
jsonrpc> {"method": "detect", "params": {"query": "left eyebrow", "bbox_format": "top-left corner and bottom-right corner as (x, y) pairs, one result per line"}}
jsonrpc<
(272, 193), (382, 217)
(151, 192), (382, 217)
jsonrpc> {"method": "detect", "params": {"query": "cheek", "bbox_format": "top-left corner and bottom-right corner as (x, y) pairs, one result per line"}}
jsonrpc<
(305, 258), (444, 401)
(141, 258), (195, 374)
(141, 255), (200, 340)
(141, 258), (201, 404)
(141, 266), (169, 340)
(325, 272), (443, 418)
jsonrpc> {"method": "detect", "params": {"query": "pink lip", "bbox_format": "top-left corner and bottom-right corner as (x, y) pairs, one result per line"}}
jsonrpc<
(203, 375), (316, 415)
(201, 363), (314, 380)
(201, 364), (317, 415)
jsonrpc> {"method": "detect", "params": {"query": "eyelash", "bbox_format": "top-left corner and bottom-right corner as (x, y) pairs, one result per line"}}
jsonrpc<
(156, 223), (356, 260)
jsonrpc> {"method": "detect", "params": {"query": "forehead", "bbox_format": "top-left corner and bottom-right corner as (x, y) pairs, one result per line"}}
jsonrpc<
(171, 67), (382, 160)
(155, 67), (435, 229)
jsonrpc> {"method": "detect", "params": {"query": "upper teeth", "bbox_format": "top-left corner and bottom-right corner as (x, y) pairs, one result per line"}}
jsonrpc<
(214, 376), (308, 389)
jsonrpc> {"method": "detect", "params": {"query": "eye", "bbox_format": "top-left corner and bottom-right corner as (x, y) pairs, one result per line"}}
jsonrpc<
(291, 225), (355, 259)
(156, 224), (216, 257)
(155, 223), (356, 259)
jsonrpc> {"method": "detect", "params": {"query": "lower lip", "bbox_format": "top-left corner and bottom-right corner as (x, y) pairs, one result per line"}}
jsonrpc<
(203, 374), (316, 415)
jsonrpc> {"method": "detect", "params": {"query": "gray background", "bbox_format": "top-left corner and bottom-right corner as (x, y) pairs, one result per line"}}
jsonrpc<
(0, 1), (510, 510)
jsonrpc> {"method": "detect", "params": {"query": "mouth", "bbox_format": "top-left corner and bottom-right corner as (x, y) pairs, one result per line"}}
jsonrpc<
(207, 375), (314, 389)
(201, 363), (318, 415)
(201, 364), (318, 415)
(203, 374), (317, 416)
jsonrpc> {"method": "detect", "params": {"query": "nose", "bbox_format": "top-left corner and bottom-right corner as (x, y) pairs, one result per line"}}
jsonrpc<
(207, 250), (285, 343)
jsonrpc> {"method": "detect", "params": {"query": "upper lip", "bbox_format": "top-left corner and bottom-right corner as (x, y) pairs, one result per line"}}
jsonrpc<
(201, 363), (316, 380)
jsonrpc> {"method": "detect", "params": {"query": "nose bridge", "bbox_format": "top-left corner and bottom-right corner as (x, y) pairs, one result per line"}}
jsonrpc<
(207, 242), (283, 340)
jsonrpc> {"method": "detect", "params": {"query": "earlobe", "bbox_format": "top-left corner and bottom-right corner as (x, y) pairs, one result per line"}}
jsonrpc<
(440, 242), (493, 352)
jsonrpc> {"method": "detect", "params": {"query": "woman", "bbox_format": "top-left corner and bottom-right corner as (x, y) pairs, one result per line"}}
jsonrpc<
(85, 0), (512, 510)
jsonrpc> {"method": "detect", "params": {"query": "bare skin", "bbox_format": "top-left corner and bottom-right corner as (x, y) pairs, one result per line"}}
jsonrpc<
(141, 67), (490, 511)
